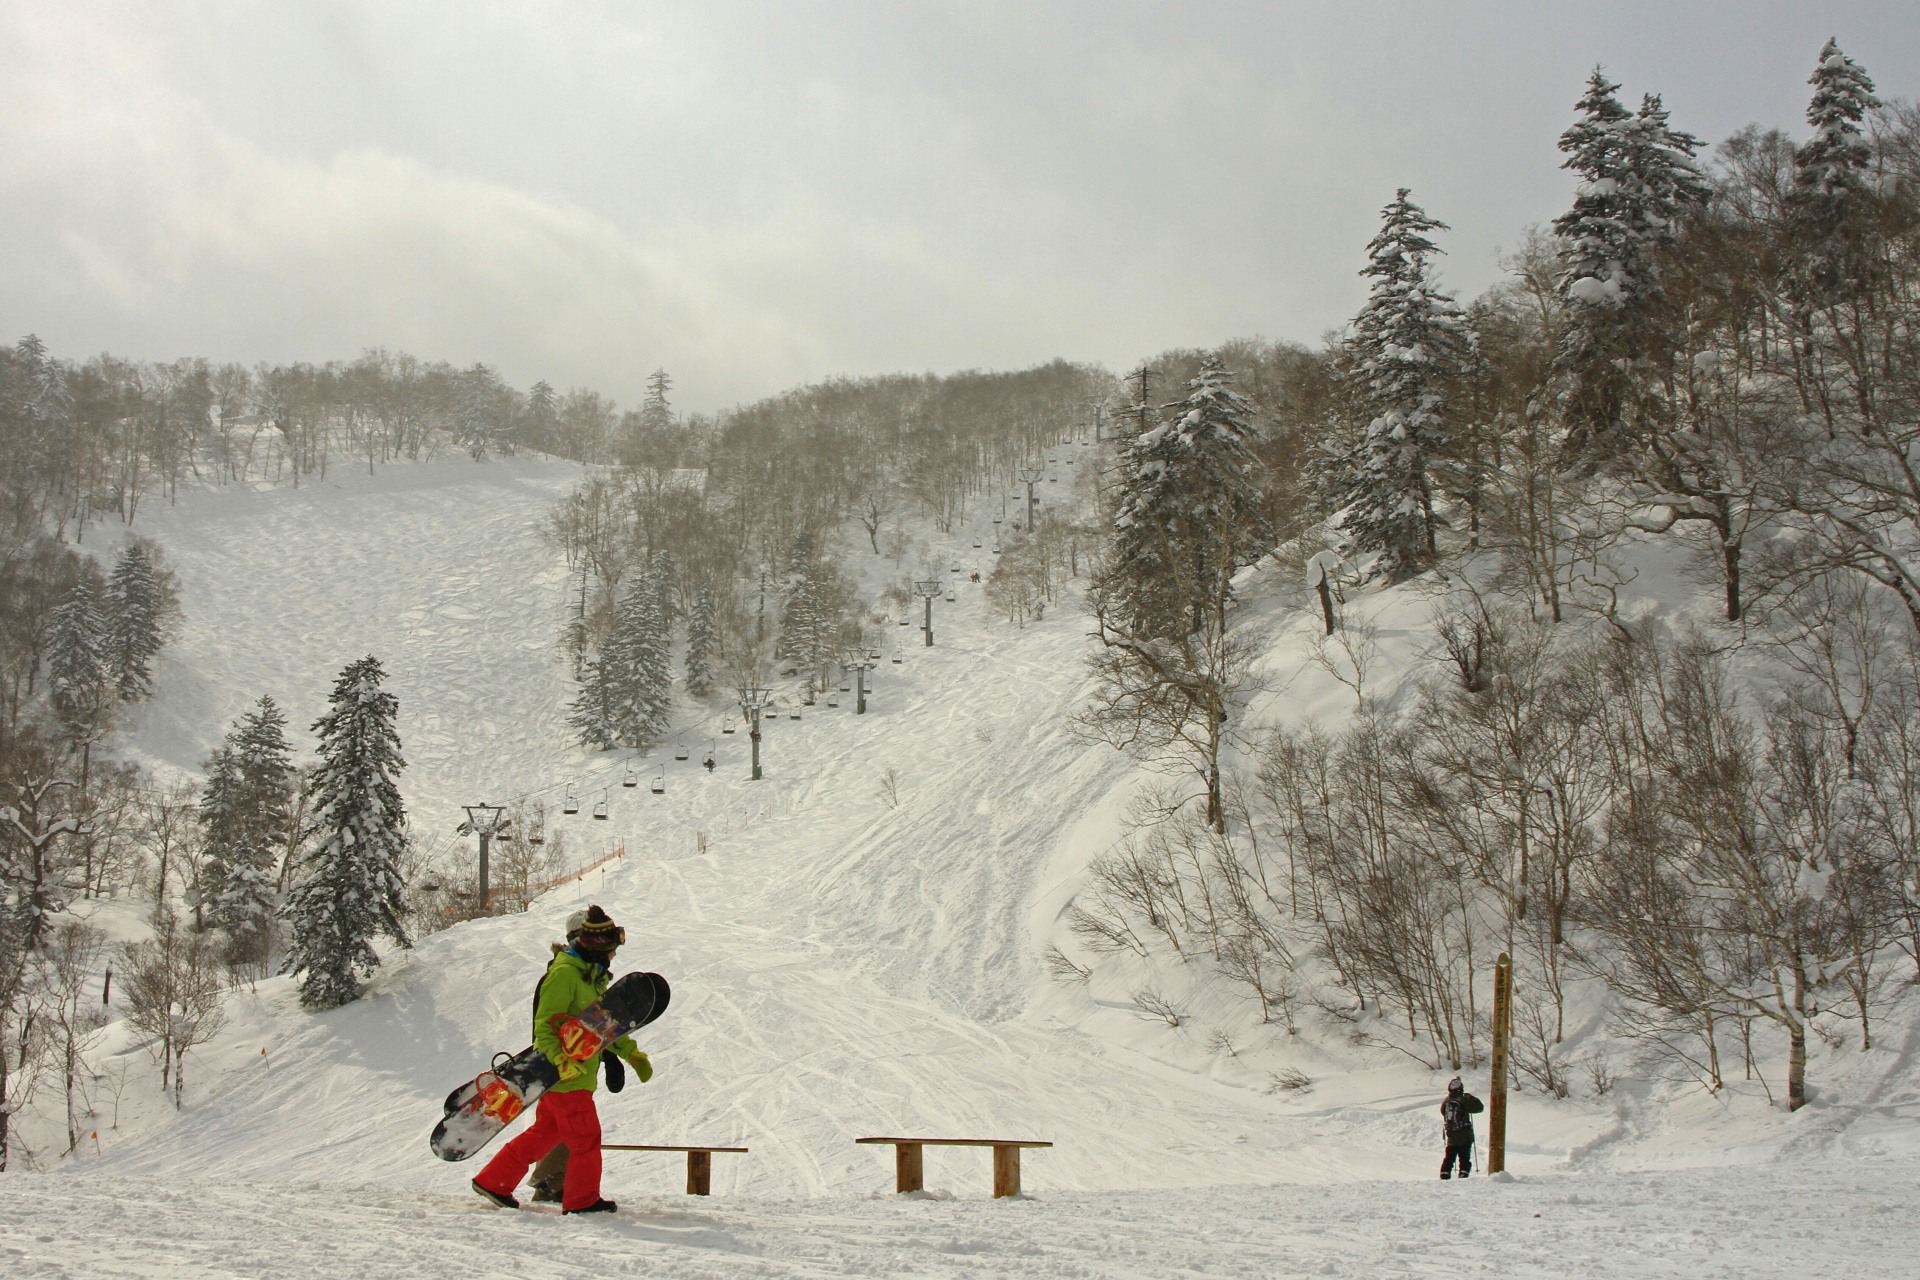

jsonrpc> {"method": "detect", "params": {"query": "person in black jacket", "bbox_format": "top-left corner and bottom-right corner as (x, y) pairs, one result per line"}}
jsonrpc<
(1439, 1076), (1485, 1179)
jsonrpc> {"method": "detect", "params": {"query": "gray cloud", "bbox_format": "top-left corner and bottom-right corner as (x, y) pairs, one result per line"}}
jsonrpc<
(2, 1), (1915, 411)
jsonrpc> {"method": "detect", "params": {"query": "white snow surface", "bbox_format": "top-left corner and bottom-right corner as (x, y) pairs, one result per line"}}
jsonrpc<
(4, 454), (1917, 1278)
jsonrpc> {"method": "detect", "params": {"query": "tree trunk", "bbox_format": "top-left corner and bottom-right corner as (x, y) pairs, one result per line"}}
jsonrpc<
(1722, 536), (1742, 622)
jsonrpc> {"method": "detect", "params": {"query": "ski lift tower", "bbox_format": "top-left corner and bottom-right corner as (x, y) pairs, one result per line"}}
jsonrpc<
(914, 579), (942, 647)
(1016, 464), (1045, 533)
(459, 802), (509, 913)
(739, 685), (773, 781)
(842, 647), (877, 715)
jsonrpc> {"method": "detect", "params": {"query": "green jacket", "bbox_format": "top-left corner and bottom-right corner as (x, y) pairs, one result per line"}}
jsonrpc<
(531, 948), (639, 1094)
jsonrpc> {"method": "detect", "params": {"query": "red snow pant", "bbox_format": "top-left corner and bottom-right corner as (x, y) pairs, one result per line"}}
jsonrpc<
(475, 1088), (603, 1211)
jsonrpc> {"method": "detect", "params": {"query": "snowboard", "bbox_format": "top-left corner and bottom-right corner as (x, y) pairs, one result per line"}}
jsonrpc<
(430, 970), (669, 1162)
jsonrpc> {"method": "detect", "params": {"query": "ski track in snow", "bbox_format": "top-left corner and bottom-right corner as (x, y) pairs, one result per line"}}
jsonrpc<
(8, 455), (1919, 1277)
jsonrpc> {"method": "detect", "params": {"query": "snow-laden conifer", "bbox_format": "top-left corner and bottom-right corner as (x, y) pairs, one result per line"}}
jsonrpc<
(47, 573), (110, 741)
(1103, 356), (1264, 637)
(282, 656), (410, 1010)
(685, 585), (717, 697)
(566, 650), (620, 751)
(639, 368), (674, 435)
(202, 697), (294, 944)
(1326, 189), (1466, 579)
(105, 541), (172, 701)
(601, 565), (672, 748)
(452, 363), (504, 460)
(1553, 71), (1707, 454)
(778, 573), (830, 672)
(1788, 39), (1879, 300)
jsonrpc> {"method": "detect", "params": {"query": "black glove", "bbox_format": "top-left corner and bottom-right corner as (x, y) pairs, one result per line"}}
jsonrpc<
(602, 1050), (625, 1093)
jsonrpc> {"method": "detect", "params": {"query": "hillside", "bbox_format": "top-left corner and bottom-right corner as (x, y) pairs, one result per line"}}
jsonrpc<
(3, 453), (1917, 1277)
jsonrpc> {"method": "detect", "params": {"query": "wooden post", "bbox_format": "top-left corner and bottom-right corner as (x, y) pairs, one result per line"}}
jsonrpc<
(895, 1142), (924, 1194)
(992, 1144), (1021, 1198)
(686, 1149), (712, 1196)
(1489, 951), (1512, 1175)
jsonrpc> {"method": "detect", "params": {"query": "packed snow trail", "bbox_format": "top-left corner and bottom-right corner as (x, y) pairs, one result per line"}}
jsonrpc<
(3, 1161), (1914, 1279)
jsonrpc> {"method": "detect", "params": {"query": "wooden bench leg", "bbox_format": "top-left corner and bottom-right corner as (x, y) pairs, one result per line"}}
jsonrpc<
(992, 1145), (1021, 1198)
(686, 1150), (712, 1196)
(895, 1142), (923, 1194)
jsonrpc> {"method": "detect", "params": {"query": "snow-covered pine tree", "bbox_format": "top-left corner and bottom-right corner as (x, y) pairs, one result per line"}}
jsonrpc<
(1327, 188), (1466, 580)
(232, 695), (295, 842)
(46, 572), (111, 744)
(1787, 40), (1880, 303)
(601, 566), (671, 748)
(777, 573), (826, 670)
(202, 696), (294, 943)
(1089, 356), (1263, 832)
(685, 585), (717, 697)
(1552, 71), (1707, 456)
(104, 541), (173, 701)
(281, 655), (411, 1010)
(631, 561), (674, 745)
(525, 379), (558, 454)
(775, 568), (837, 687)
(213, 840), (276, 978)
(452, 363), (504, 460)
(640, 369), (674, 435)
(567, 650), (620, 751)
(197, 744), (244, 917)
(1101, 354), (1264, 638)
(786, 531), (816, 578)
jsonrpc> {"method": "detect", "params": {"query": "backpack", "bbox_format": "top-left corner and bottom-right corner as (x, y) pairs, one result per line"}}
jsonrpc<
(1442, 1094), (1473, 1142)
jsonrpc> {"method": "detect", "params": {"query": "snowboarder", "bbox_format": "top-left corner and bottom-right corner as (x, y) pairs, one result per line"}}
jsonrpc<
(471, 905), (653, 1214)
(1439, 1076), (1484, 1180)
(527, 911), (635, 1202)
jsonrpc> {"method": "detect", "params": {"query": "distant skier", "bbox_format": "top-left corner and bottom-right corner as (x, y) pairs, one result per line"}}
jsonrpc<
(1439, 1076), (1484, 1180)
(471, 905), (652, 1214)
(702, 754), (715, 772)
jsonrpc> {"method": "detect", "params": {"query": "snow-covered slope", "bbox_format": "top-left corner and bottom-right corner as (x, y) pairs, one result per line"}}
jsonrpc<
(5, 454), (1916, 1278)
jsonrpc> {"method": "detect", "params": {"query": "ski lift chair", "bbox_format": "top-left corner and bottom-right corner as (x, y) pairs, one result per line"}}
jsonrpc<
(563, 786), (579, 815)
(623, 764), (638, 788)
(592, 791), (609, 821)
(651, 769), (665, 795)
(722, 717), (736, 734)
(675, 742), (689, 761)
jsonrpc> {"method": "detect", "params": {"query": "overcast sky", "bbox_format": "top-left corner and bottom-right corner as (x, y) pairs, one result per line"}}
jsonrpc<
(3, 2), (1915, 412)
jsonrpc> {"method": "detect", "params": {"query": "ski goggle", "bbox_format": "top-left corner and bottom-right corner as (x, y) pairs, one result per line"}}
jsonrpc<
(577, 926), (625, 949)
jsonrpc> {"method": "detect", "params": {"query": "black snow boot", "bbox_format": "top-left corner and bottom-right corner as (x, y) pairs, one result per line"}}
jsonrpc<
(564, 1198), (618, 1215)
(471, 1180), (519, 1210)
(529, 1183), (563, 1203)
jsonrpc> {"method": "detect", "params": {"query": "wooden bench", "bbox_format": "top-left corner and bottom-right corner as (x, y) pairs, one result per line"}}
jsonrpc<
(602, 1144), (748, 1195)
(855, 1136), (1052, 1198)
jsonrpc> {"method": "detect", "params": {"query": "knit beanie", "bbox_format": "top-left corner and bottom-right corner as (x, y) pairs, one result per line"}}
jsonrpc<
(575, 904), (622, 952)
